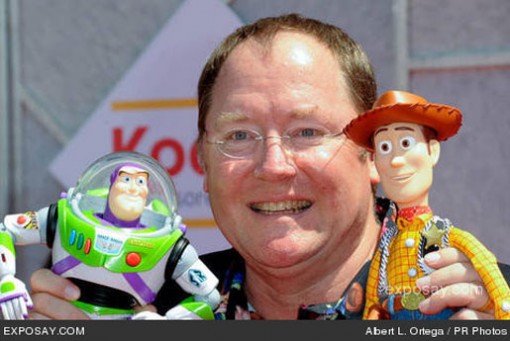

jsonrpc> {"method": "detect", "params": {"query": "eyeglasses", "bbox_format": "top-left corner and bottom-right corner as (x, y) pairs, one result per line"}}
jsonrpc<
(206, 128), (346, 159)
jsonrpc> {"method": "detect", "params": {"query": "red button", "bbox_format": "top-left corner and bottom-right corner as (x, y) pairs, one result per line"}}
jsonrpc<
(84, 239), (91, 254)
(17, 215), (27, 225)
(126, 252), (141, 267)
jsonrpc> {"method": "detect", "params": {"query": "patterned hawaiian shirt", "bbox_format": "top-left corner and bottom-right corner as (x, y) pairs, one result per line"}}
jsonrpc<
(212, 253), (371, 320)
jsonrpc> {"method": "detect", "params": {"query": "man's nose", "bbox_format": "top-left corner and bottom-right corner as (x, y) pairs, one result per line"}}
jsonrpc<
(253, 138), (297, 181)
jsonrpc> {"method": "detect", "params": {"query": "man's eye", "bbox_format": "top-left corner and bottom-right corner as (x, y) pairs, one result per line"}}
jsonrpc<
(137, 178), (146, 185)
(225, 130), (250, 141)
(290, 128), (324, 139)
(123, 176), (131, 182)
(400, 136), (416, 150)
(377, 140), (392, 154)
(299, 128), (317, 138)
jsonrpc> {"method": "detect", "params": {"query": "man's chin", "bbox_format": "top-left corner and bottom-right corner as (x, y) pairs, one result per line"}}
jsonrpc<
(255, 244), (316, 269)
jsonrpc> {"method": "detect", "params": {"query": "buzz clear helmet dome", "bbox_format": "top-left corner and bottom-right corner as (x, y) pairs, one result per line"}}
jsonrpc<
(69, 151), (178, 222)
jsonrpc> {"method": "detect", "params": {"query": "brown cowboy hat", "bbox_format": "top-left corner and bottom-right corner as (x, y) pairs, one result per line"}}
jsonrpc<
(343, 90), (462, 150)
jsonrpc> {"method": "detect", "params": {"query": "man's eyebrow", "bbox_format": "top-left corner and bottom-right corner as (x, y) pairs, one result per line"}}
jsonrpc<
(290, 106), (318, 118)
(215, 111), (248, 124)
(214, 106), (318, 124)
(212, 112), (250, 131)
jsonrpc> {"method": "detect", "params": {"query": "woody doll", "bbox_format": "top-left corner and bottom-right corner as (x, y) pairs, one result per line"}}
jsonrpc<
(344, 90), (510, 320)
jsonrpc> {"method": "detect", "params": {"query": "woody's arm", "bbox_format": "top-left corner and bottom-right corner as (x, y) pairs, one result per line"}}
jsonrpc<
(448, 227), (510, 320)
(363, 248), (383, 319)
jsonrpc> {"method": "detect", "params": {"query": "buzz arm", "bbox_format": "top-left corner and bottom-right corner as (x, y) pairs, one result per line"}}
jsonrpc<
(172, 243), (220, 310)
(133, 240), (220, 321)
(1, 208), (49, 246)
(149, 239), (220, 320)
(0, 207), (51, 319)
(131, 237), (221, 321)
(0, 233), (32, 318)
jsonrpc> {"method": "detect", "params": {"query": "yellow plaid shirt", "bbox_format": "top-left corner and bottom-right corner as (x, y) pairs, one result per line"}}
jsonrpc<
(364, 211), (510, 319)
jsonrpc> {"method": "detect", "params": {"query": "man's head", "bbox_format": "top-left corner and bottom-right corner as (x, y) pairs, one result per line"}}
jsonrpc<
(344, 90), (462, 208)
(197, 14), (381, 268)
(106, 165), (149, 223)
(197, 13), (376, 147)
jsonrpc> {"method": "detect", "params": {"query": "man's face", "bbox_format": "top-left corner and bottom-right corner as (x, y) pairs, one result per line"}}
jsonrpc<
(373, 122), (439, 208)
(108, 168), (149, 222)
(200, 32), (378, 268)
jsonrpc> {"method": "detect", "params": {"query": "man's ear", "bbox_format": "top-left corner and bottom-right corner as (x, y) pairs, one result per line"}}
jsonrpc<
(197, 141), (209, 193)
(369, 152), (380, 185)
(202, 174), (209, 193)
(429, 139), (441, 166)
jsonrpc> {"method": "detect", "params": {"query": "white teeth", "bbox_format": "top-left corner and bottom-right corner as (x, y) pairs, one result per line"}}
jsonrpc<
(251, 200), (312, 214)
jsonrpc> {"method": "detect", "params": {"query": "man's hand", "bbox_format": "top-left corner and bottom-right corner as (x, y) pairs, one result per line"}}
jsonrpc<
(28, 268), (88, 320)
(416, 247), (494, 319)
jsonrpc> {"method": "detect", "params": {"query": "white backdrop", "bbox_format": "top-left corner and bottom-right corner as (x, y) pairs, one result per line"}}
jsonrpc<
(50, 0), (240, 254)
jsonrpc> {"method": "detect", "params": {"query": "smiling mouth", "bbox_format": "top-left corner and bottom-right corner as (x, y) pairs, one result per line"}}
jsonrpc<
(250, 200), (312, 215)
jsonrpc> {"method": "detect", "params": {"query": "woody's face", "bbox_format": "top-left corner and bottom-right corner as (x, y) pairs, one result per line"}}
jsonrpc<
(373, 122), (440, 209)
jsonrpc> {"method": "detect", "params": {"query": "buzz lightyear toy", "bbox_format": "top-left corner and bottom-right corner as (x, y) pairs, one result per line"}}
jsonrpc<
(0, 151), (220, 319)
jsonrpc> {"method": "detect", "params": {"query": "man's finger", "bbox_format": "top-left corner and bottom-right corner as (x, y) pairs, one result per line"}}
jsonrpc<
(134, 304), (157, 314)
(28, 311), (51, 320)
(31, 293), (89, 320)
(449, 308), (494, 320)
(419, 282), (489, 315)
(416, 262), (481, 294)
(423, 247), (470, 269)
(30, 269), (80, 301)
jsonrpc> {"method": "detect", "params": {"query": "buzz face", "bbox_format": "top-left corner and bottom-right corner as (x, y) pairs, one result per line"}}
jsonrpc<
(373, 122), (440, 209)
(108, 166), (149, 222)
